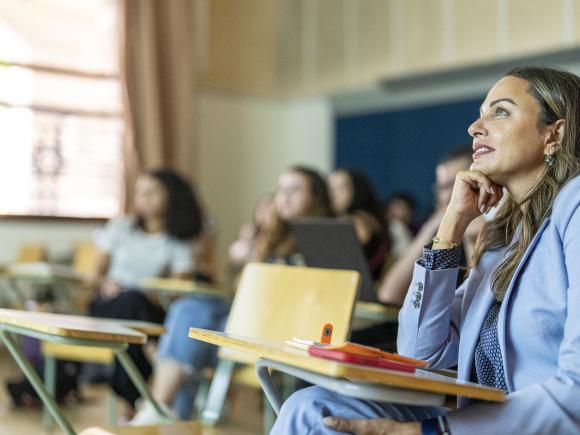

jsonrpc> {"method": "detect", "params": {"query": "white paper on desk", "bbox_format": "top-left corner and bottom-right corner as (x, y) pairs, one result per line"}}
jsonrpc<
(285, 337), (331, 351)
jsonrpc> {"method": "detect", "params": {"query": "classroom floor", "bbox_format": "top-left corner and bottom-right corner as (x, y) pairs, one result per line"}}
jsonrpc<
(0, 347), (262, 435)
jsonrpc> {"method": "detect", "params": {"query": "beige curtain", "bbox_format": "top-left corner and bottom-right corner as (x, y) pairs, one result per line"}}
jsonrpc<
(120, 0), (198, 207)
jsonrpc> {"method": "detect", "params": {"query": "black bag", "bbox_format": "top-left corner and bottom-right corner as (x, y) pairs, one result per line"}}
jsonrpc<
(5, 359), (82, 407)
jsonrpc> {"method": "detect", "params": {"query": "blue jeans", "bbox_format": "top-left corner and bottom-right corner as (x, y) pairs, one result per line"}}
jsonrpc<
(156, 295), (229, 419)
(271, 386), (446, 434)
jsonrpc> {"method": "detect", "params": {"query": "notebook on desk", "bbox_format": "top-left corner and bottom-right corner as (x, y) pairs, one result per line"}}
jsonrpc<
(289, 218), (378, 302)
(285, 337), (427, 373)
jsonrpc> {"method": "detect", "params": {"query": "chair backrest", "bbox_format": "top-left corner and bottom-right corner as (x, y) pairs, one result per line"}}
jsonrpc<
(221, 262), (360, 363)
(15, 244), (47, 263)
(72, 242), (100, 281)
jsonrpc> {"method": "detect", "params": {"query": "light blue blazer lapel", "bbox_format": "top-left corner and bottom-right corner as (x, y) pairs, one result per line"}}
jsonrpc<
(457, 274), (494, 383)
(497, 217), (550, 391)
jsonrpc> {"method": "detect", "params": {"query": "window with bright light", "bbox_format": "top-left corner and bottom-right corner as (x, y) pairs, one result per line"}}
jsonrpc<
(0, 0), (123, 219)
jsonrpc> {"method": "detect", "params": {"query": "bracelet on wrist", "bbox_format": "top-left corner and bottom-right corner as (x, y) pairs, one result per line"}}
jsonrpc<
(432, 236), (462, 249)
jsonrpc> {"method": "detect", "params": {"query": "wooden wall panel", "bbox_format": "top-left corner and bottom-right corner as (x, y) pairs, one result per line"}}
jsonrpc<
(197, 0), (580, 96)
(200, 0), (280, 93)
(357, 0), (392, 82)
(575, 1), (580, 43)
(315, 0), (345, 91)
(401, 0), (445, 71)
(455, 0), (499, 64)
(508, 0), (565, 55)
(277, 1), (304, 91)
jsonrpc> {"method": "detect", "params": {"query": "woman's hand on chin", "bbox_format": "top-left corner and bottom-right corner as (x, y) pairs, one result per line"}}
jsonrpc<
(447, 170), (503, 222)
(323, 416), (421, 435)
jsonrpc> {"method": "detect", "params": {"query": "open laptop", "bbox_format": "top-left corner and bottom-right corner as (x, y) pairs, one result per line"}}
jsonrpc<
(289, 218), (378, 302)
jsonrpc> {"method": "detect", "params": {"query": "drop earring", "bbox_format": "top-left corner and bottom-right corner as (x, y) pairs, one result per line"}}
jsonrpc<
(544, 153), (556, 167)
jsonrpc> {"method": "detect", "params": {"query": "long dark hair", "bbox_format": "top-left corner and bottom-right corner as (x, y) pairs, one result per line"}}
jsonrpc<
(137, 168), (204, 241)
(338, 169), (387, 229)
(291, 165), (333, 216)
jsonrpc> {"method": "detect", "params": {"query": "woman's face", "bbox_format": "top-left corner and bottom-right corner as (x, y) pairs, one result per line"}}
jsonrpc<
(387, 199), (412, 225)
(274, 171), (315, 220)
(134, 175), (168, 219)
(468, 75), (553, 188)
(328, 170), (353, 215)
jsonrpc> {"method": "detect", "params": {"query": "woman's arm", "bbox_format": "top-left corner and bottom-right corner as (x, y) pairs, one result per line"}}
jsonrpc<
(398, 171), (502, 364)
(90, 217), (129, 298)
(378, 210), (443, 304)
(93, 250), (111, 286)
(350, 211), (381, 245)
(92, 250), (123, 300)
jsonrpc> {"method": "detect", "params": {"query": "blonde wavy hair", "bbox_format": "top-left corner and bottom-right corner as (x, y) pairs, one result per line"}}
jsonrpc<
(472, 67), (580, 300)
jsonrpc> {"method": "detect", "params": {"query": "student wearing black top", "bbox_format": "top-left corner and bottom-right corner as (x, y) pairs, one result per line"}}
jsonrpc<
(328, 169), (391, 283)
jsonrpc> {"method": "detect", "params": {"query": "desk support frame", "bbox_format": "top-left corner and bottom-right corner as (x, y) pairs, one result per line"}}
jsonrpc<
(114, 349), (172, 420)
(0, 323), (173, 434)
(0, 327), (76, 435)
(255, 358), (446, 416)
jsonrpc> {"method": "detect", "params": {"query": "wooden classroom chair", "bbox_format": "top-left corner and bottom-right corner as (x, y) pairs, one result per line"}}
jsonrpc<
(15, 243), (47, 263)
(72, 241), (101, 283)
(200, 262), (360, 429)
(2, 242), (91, 310)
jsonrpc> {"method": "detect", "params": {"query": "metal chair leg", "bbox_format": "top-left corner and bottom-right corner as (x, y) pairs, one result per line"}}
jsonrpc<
(201, 359), (235, 425)
(194, 375), (210, 415)
(0, 329), (75, 435)
(255, 361), (282, 415)
(263, 392), (276, 435)
(114, 349), (174, 421)
(42, 355), (57, 432)
(106, 390), (119, 426)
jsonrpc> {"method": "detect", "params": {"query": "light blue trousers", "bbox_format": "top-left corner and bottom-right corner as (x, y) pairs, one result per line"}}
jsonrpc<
(271, 386), (446, 435)
(156, 295), (230, 419)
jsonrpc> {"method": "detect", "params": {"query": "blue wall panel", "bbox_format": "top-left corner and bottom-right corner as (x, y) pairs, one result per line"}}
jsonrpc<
(335, 98), (482, 219)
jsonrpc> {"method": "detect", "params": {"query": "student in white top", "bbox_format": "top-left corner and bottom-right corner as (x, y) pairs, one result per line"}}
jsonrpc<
(89, 168), (205, 416)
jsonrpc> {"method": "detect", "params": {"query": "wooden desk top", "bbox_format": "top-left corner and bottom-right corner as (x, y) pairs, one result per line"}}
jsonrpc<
(112, 319), (165, 336)
(139, 278), (233, 299)
(189, 328), (505, 403)
(0, 309), (147, 344)
(3, 262), (85, 282)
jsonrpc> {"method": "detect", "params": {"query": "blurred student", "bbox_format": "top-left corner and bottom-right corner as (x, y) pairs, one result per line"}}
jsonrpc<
(385, 191), (419, 234)
(378, 146), (480, 305)
(89, 168), (205, 415)
(254, 166), (333, 263)
(327, 168), (398, 349)
(228, 193), (275, 273)
(130, 165), (333, 425)
(327, 169), (391, 281)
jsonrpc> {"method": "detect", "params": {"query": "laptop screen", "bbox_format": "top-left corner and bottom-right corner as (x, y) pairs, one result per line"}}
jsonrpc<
(289, 218), (377, 302)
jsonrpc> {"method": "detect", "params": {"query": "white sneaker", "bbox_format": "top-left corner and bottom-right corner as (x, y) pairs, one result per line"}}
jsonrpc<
(128, 401), (177, 426)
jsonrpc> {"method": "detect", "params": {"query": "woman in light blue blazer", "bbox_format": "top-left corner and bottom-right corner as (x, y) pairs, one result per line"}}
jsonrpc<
(272, 66), (580, 435)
